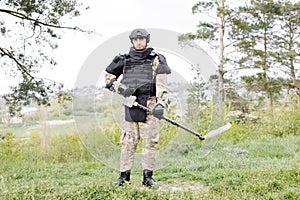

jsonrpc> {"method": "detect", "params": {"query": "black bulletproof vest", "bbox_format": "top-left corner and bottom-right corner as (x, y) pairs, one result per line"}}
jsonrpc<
(121, 53), (156, 122)
(121, 58), (155, 96)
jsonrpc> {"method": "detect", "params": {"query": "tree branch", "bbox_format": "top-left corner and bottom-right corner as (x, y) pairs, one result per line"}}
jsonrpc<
(0, 46), (62, 87)
(0, 8), (93, 33)
(0, 46), (34, 80)
(226, 66), (258, 72)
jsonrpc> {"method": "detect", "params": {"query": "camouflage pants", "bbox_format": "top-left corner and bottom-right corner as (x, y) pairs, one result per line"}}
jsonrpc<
(119, 97), (159, 172)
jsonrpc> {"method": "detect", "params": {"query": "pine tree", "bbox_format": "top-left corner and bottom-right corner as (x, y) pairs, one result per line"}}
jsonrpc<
(179, 0), (236, 113)
(230, 0), (282, 108)
(272, 0), (300, 97)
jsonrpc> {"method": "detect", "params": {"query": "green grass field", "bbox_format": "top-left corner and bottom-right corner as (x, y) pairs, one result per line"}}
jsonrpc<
(0, 134), (299, 199)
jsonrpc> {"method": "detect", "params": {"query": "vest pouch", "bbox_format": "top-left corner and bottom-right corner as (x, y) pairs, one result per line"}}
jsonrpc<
(125, 94), (148, 122)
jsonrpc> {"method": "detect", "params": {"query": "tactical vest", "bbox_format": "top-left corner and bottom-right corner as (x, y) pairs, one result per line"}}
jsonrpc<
(121, 54), (156, 122)
(121, 57), (156, 96)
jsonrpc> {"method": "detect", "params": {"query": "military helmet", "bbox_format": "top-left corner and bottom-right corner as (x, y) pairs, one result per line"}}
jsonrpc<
(129, 28), (150, 43)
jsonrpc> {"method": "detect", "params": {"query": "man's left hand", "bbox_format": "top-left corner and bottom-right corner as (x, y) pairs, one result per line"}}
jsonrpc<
(151, 104), (164, 120)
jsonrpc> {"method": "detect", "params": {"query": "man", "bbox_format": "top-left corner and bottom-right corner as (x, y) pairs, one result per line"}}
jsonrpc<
(104, 28), (171, 187)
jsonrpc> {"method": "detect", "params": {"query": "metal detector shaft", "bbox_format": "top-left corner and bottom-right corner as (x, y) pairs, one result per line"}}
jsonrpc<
(161, 116), (205, 140)
(133, 102), (205, 140)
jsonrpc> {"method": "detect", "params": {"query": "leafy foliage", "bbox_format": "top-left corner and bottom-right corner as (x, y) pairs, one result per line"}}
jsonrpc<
(230, 0), (300, 107)
(179, 0), (237, 112)
(0, 0), (85, 115)
(183, 0), (299, 111)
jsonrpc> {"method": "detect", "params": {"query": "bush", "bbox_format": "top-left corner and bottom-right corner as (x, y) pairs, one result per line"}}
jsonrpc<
(16, 131), (93, 163)
(222, 105), (300, 143)
(261, 107), (300, 137)
(0, 132), (20, 158)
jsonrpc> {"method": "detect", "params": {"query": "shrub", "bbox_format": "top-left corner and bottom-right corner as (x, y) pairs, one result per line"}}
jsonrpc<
(18, 131), (93, 163)
(0, 132), (21, 158)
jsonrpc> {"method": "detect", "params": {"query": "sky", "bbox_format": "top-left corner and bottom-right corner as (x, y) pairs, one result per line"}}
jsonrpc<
(0, 0), (209, 94)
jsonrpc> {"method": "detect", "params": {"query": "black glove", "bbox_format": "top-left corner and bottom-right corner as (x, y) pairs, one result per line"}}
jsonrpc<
(151, 103), (164, 120)
(105, 78), (116, 91)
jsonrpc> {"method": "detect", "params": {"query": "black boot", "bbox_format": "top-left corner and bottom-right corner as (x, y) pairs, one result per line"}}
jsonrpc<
(113, 170), (131, 186)
(142, 169), (155, 187)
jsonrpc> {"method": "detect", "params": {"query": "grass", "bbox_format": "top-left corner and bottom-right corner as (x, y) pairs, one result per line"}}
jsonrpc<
(0, 134), (299, 199)
(0, 122), (76, 140)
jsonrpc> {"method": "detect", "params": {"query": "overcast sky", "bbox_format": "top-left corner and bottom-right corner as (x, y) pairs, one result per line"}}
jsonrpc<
(0, 0), (205, 94)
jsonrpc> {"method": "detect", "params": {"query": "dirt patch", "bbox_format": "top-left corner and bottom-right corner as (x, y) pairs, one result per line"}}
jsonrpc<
(136, 181), (209, 194)
(44, 119), (75, 125)
(157, 181), (209, 193)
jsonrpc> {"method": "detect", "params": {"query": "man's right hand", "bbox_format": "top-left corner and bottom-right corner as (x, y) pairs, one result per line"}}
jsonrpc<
(113, 81), (135, 97)
(107, 80), (135, 97)
(105, 78), (117, 91)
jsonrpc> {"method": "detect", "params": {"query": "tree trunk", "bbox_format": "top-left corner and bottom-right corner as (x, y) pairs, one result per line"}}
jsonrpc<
(218, 0), (226, 113)
(263, 25), (273, 109)
(290, 51), (300, 97)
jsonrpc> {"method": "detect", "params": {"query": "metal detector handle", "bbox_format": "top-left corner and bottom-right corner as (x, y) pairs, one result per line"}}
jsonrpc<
(133, 102), (205, 140)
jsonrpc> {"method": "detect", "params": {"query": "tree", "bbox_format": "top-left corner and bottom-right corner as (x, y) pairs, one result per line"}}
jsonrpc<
(185, 66), (207, 124)
(179, 0), (236, 113)
(185, 75), (209, 132)
(0, 0), (88, 115)
(272, 1), (300, 97)
(230, 0), (283, 108)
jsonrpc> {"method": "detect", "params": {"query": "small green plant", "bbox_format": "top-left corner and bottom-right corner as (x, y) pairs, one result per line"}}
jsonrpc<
(0, 132), (20, 158)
